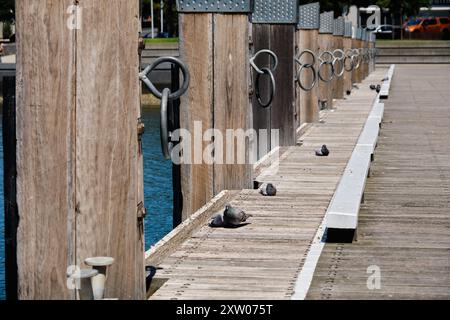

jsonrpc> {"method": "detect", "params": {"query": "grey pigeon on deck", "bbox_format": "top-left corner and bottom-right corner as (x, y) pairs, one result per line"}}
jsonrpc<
(223, 204), (252, 227)
(381, 77), (389, 82)
(376, 84), (381, 93)
(315, 145), (330, 157)
(259, 183), (277, 197)
(209, 211), (226, 228)
(370, 84), (376, 90)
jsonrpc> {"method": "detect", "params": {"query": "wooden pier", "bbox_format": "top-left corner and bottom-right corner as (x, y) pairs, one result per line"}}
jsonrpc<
(10, 1), (448, 301)
(306, 65), (450, 300)
(146, 67), (388, 300)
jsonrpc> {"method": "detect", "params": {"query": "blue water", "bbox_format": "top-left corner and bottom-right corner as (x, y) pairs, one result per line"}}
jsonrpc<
(0, 106), (173, 300)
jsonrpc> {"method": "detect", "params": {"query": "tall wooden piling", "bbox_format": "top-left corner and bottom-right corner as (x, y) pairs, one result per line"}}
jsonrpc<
(352, 28), (362, 84)
(343, 21), (353, 94)
(318, 12), (334, 109)
(332, 17), (345, 101)
(179, 5), (252, 219)
(16, 0), (144, 299)
(251, 24), (296, 151)
(295, 2), (320, 127)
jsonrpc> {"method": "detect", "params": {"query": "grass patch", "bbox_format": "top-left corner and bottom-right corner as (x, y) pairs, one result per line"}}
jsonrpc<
(144, 37), (179, 44)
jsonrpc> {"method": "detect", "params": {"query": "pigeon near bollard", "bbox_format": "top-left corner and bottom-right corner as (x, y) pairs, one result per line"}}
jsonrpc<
(259, 183), (277, 197)
(370, 84), (376, 90)
(223, 204), (252, 227)
(315, 145), (330, 157)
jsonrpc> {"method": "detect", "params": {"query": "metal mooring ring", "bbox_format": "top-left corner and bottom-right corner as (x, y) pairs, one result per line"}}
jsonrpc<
(255, 67), (276, 109)
(250, 49), (278, 74)
(294, 50), (317, 91)
(318, 51), (334, 83)
(351, 49), (361, 70)
(160, 88), (172, 160)
(140, 57), (190, 100)
(332, 49), (345, 78)
(344, 49), (354, 72)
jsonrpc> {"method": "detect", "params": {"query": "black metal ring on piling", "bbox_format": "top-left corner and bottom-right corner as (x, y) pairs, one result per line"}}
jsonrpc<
(255, 67), (276, 109)
(318, 51), (335, 83)
(139, 56), (190, 159)
(250, 49), (278, 108)
(140, 57), (190, 100)
(332, 49), (345, 78)
(294, 50), (317, 92)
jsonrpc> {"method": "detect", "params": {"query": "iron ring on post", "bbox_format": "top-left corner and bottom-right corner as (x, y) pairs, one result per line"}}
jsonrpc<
(250, 49), (278, 74)
(344, 49), (354, 72)
(332, 49), (345, 78)
(160, 88), (172, 160)
(318, 51), (334, 83)
(351, 49), (361, 70)
(294, 50), (317, 91)
(255, 67), (276, 109)
(140, 57), (190, 100)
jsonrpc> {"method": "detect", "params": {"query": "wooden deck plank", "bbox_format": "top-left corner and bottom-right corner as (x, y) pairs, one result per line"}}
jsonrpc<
(147, 68), (386, 300)
(306, 64), (450, 300)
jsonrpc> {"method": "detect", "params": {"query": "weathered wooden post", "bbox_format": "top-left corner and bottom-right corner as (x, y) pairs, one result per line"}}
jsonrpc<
(251, 0), (297, 154)
(369, 32), (376, 74)
(295, 2), (320, 127)
(16, 0), (145, 299)
(343, 21), (353, 95)
(352, 27), (363, 84)
(178, 1), (253, 219)
(332, 17), (345, 101)
(317, 11), (334, 110)
(361, 29), (368, 80)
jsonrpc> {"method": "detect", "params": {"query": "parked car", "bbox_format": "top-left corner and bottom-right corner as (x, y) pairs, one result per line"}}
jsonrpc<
(371, 24), (401, 35)
(405, 17), (450, 33)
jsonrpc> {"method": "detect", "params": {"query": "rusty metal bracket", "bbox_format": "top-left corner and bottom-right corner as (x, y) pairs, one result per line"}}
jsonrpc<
(176, 0), (252, 13)
(344, 21), (352, 38)
(333, 17), (345, 36)
(297, 2), (320, 30)
(319, 11), (334, 34)
(252, 0), (299, 24)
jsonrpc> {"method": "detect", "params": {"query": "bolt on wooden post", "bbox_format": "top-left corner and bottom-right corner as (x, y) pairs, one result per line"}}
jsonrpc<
(295, 2), (320, 127)
(15, 0), (145, 299)
(251, 0), (296, 155)
(178, 1), (253, 220)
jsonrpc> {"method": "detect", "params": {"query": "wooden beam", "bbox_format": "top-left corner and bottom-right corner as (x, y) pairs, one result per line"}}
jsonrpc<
(296, 29), (319, 125)
(179, 13), (215, 221)
(16, 0), (144, 299)
(16, 0), (76, 299)
(318, 34), (334, 109)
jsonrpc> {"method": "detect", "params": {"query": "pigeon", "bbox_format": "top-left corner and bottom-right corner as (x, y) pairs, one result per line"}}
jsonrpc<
(209, 211), (226, 228)
(346, 90), (351, 96)
(259, 183), (277, 197)
(376, 84), (381, 93)
(223, 204), (252, 227)
(370, 84), (376, 90)
(315, 145), (330, 157)
(381, 77), (389, 82)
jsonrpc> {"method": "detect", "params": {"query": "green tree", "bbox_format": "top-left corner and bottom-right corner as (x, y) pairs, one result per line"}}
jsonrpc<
(377, 0), (430, 17)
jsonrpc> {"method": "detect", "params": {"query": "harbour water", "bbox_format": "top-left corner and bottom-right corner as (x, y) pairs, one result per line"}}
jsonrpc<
(0, 105), (174, 300)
